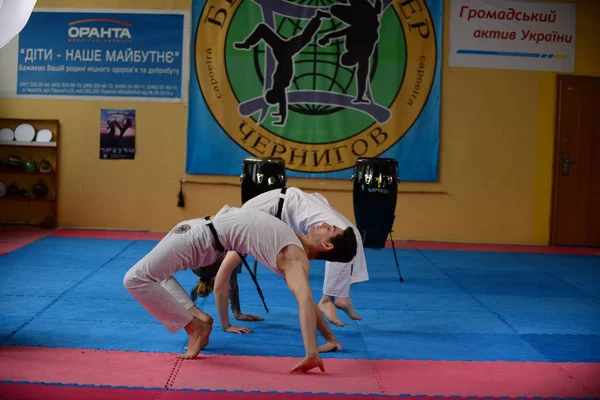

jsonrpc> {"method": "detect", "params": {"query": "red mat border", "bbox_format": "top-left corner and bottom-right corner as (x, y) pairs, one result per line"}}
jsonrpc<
(1, 382), (596, 400)
(389, 240), (600, 255)
(0, 228), (54, 256)
(1, 346), (598, 398)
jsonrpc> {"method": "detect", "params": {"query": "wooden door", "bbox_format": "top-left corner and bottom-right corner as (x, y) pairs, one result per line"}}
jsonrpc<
(551, 75), (600, 247)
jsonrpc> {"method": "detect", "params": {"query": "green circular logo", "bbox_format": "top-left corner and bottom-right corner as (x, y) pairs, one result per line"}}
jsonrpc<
(196, 0), (436, 173)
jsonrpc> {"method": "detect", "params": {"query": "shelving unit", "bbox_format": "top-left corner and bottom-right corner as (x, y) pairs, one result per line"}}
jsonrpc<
(0, 118), (60, 228)
(0, 170), (57, 176)
(0, 141), (57, 148)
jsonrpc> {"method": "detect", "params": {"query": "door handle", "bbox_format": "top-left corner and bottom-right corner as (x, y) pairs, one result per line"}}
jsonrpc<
(562, 152), (576, 176)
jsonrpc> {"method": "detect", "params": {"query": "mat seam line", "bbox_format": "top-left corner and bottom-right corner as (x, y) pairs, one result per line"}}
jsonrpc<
(152, 357), (183, 400)
(0, 240), (140, 345)
(158, 286), (209, 397)
(165, 358), (183, 389)
(420, 249), (597, 398)
(353, 320), (387, 395)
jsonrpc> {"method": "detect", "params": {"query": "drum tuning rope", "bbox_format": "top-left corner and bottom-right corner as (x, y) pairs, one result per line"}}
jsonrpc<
(176, 178), (240, 208)
(177, 180), (185, 208)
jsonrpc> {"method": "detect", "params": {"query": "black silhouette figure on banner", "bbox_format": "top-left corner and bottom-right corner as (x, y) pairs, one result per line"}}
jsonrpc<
(317, 0), (383, 104)
(234, 10), (331, 126)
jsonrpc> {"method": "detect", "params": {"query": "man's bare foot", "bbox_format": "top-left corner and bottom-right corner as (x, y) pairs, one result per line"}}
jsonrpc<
(318, 297), (344, 327)
(188, 306), (214, 350)
(179, 316), (212, 359)
(334, 296), (362, 320)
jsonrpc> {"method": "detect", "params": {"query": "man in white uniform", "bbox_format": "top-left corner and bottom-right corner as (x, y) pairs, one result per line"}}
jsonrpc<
(123, 205), (357, 374)
(212, 187), (368, 331)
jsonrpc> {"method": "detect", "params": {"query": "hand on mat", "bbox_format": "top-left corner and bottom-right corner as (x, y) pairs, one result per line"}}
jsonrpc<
(289, 354), (325, 374)
(226, 325), (253, 334)
(235, 313), (264, 321)
(318, 340), (342, 353)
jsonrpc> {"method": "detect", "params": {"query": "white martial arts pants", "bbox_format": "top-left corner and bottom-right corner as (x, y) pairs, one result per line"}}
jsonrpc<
(123, 223), (221, 333)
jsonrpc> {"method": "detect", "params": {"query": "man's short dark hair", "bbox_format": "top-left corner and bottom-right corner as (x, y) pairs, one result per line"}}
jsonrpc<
(317, 227), (357, 263)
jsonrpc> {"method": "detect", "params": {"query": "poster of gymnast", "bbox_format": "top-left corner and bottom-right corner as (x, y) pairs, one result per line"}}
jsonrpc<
(100, 109), (136, 160)
(185, 0), (443, 181)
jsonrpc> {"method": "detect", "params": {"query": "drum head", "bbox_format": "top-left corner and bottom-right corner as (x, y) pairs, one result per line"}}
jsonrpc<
(355, 157), (398, 166)
(353, 157), (399, 182)
(243, 156), (285, 165)
(240, 157), (287, 203)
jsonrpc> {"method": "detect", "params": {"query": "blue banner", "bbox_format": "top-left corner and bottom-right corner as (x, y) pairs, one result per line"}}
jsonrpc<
(186, 0), (442, 181)
(16, 10), (186, 100)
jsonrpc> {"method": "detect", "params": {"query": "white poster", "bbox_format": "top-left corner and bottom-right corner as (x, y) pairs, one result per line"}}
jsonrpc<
(449, 0), (576, 72)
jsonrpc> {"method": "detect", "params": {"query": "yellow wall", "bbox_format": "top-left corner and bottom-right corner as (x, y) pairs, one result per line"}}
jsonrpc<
(1, 0), (598, 244)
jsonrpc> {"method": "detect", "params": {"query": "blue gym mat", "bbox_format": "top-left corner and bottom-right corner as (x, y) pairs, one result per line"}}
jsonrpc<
(1, 237), (599, 362)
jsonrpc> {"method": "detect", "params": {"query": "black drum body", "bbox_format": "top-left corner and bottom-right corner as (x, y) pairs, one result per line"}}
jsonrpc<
(240, 157), (287, 204)
(352, 157), (400, 248)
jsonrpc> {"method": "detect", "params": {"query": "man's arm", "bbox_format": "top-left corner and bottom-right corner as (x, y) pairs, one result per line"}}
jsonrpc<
(277, 246), (319, 359)
(283, 264), (319, 357)
(214, 251), (243, 330)
(230, 267), (264, 322)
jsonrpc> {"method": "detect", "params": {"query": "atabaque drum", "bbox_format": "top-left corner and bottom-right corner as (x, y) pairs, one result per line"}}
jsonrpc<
(352, 157), (400, 248)
(240, 157), (287, 204)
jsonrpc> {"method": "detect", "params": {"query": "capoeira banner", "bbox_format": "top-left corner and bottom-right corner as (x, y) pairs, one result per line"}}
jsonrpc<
(186, 0), (443, 182)
(449, 0), (576, 72)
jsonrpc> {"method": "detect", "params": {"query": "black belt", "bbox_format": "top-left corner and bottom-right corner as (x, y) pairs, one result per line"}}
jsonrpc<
(236, 252), (269, 313)
(204, 216), (224, 252)
(275, 187), (287, 220)
(204, 217), (269, 313)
